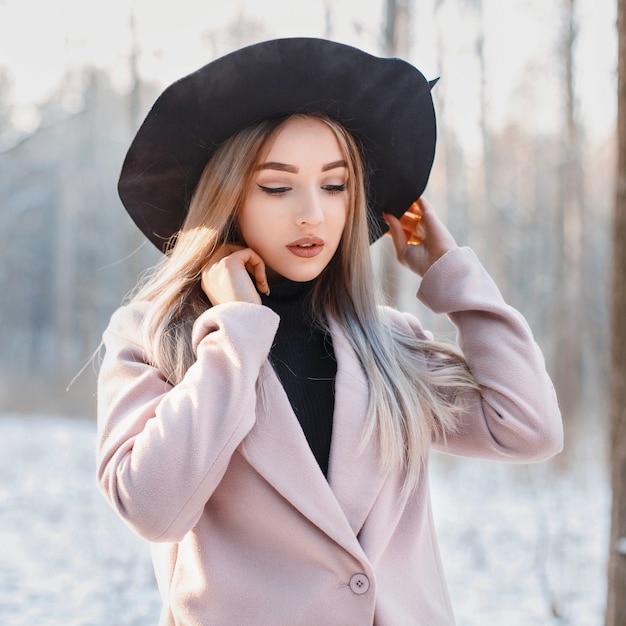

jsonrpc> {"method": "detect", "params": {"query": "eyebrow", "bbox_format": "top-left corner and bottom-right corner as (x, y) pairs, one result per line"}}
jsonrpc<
(322, 159), (348, 172)
(255, 159), (348, 173)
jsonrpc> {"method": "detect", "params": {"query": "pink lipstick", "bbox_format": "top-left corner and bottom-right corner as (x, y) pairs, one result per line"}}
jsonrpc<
(286, 237), (324, 258)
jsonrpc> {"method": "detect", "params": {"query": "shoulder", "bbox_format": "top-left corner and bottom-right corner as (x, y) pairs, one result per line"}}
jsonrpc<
(108, 299), (150, 329)
(110, 300), (150, 323)
(103, 300), (151, 346)
(377, 305), (432, 341)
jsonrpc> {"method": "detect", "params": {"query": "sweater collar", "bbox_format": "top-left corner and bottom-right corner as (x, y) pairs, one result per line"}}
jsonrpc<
(260, 278), (318, 328)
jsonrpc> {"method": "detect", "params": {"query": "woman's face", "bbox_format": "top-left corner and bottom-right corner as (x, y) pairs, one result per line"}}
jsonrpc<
(238, 116), (349, 283)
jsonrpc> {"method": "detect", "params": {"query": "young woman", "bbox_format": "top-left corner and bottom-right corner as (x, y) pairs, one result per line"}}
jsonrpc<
(97, 38), (563, 625)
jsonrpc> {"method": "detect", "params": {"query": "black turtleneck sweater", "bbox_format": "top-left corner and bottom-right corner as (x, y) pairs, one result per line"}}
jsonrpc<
(260, 279), (336, 477)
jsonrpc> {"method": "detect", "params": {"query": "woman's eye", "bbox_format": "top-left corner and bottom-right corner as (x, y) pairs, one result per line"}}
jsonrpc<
(258, 184), (290, 196)
(322, 184), (347, 194)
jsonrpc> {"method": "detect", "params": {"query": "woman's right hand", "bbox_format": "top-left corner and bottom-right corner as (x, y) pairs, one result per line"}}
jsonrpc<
(201, 244), (269, 306)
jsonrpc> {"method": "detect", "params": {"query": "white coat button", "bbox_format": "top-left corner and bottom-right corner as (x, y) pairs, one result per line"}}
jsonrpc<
(349, 573), (370, 594)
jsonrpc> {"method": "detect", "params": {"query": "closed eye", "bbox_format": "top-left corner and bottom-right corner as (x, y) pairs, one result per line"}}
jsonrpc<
(258, 184), (291, 196)
(322, 184), (346, 195)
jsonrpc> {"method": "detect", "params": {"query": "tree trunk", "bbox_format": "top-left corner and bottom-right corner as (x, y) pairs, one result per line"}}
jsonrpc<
(475, 0), (500, 282)
(126, 5), (150, 282)
(381, 0), (412, 306)
(553, 0), (584, 421)
(605, 0), (626, 623)
(433, 1), (469, 254)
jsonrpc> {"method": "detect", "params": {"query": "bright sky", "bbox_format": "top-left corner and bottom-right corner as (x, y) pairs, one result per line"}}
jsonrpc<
(0, 0), (616, 148)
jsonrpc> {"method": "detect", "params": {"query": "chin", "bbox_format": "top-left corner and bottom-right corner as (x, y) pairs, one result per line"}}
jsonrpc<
(265, 264), (320, 284)
(266, 253), (334, 284)
(278, 264), (326, 283)
(285, 270), (324, 283)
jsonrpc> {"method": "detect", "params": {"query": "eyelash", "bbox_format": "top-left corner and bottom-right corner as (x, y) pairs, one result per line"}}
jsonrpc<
(258, 185), (290, 196)
(257, 184), (347, 197)
(323, 184), (347, 195)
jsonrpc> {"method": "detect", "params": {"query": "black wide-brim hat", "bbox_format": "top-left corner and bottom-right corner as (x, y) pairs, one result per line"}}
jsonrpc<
(118, 37), (437, 252)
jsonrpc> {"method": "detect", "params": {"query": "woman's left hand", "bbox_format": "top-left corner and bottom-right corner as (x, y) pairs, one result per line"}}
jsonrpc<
(383, 197), (457, 277)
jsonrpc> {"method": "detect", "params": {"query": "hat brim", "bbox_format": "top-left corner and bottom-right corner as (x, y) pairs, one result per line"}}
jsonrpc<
(118, 37), (437, 252)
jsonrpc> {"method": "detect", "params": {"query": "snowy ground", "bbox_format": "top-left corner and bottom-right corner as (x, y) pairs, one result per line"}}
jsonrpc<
(0, 413), (608, 626)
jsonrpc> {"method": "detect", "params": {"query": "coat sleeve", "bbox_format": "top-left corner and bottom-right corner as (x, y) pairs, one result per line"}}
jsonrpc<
(96, 300), (280, 542)
(412, 246), (563, 462)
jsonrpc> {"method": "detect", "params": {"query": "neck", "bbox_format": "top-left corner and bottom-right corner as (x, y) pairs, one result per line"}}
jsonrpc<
(260, 277), (318, 328)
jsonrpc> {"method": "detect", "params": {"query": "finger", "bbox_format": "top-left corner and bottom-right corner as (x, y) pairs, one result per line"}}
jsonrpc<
(415, 197), (435, 226)
(416, 197), (458, 249)
(241, 249), (270, 296)
(407, 199), (424, 217)
(392, 201), (426, 246)
(200, 245), (258, 304)
(383, 212), (410, 253)
(416, 197), (447, 235)
(416, 197), (429, 213)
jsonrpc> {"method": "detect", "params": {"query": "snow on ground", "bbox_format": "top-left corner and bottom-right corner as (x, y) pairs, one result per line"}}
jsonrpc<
(0, 413), (608, 626)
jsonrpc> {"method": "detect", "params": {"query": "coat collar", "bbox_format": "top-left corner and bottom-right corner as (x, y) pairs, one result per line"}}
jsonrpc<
(240, 316), (389, 556)
(326, 316), (389, 535)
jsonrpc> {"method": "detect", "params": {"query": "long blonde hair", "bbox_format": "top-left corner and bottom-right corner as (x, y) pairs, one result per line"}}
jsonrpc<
(131, 112), (477, 492)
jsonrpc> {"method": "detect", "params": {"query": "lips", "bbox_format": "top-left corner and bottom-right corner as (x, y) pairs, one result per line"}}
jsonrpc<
(286, 237), (325, 258)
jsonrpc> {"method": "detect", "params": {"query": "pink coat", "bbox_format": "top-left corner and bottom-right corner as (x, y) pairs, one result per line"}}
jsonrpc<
(96, 247), (563, 625)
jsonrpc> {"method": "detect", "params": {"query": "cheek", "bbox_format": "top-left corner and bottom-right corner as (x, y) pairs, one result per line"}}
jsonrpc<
(331, 202), (349, 238)
(236, 213), (251, 244)
(237, 204), (275, 251)
(237, 202), (259, 241)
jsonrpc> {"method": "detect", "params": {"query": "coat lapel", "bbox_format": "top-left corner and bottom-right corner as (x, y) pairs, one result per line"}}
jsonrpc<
(240, 317), (388, 552)
(326, 317), (389, 536)
(241, 361), (364, 557)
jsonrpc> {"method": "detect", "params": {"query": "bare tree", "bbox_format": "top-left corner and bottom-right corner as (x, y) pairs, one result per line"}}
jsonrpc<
(606, 0), (626, 622)
(551, 0), (584, 421)
(467, 0), (500, 281)
(324, 0), (334, 38)
(380, 0), (412, 306)
(432, 0), (470, 256)
(0, 68), (14, 147)
(124, 3), (152, 284)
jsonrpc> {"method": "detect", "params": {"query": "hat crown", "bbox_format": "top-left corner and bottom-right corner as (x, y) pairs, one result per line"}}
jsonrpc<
(118, 38), (437, 251)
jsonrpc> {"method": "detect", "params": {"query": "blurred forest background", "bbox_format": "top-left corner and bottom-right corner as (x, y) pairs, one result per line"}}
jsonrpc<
(0, 0), (618, 623)
(0, 0), (616, 442)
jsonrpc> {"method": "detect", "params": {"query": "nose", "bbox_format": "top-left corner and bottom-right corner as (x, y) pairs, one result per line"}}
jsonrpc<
(295, 189), (324, 226)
